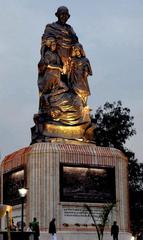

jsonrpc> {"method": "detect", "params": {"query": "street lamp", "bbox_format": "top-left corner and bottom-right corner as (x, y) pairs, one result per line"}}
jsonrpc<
(18, 188), (28, 233)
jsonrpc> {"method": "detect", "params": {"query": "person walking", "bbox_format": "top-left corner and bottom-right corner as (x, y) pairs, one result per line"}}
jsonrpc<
(49, 218), (57, 240)
(31, 217), (40, 240)
(111, 221), (119, 240)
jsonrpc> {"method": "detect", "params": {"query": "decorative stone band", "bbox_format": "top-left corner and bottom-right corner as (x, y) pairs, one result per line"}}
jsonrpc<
(1, 142), (128, 173)
(30, 142), (128, 166)
(1, 147), (32, 173)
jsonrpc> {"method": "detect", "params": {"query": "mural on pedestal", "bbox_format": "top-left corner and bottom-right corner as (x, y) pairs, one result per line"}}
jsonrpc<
(3, 168), (25, 206)
(60, 165), (116, 203)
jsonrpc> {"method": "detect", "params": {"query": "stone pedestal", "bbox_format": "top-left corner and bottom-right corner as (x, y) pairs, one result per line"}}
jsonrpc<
(0, 142), (131, 239)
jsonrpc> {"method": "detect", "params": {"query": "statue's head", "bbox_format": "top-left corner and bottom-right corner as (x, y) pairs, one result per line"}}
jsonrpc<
(55, 6), (70, 24)
(45, 37), (56, 51)
(72, 43), (85, 57)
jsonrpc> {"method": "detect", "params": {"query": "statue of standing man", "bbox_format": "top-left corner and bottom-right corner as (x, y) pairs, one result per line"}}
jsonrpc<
(41, 6), (78, 75)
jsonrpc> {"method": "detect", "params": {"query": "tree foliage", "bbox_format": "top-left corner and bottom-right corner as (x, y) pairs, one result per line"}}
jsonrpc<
(92, 101), (136, 151)
(127, 150), (143, 192)
(127, 150), (143, 234)
(92, 100), (143, 234)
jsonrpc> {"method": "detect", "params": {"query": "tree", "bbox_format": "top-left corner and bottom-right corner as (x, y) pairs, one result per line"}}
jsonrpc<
(84, 202), (115, 240)
(92, 100), (143, 235)
(92, 101), (136, 152)
(127, 150), (143, 192)
(127, 150), (143, 234)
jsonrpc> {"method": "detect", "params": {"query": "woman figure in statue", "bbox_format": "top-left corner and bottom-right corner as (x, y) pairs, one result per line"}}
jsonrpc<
(38, 37), (68, 112)
(38, 37), (68, 94)
(69, 43), (92, 106)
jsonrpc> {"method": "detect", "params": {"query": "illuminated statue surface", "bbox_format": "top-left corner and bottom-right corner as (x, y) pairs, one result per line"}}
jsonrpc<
(31, 6), (95, 143)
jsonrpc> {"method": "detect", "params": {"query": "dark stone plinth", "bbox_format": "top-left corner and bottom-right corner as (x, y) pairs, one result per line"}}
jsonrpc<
(0, 231), (35, 240)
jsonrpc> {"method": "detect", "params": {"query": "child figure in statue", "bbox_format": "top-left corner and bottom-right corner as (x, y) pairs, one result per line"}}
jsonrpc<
(38, 37), (68, 95)
(69, 43), (92, 106)
(38, 37), (68, 113)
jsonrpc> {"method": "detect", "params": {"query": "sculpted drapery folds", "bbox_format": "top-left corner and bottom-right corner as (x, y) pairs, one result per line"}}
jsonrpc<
(41, 6), (78, 73)
(38, 37), (67, 95)
(69, 43), (92, 106)
(32, 6), (95, 143)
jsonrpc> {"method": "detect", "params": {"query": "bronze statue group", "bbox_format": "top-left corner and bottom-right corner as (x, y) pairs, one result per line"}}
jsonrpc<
(37, 6), (92, 126)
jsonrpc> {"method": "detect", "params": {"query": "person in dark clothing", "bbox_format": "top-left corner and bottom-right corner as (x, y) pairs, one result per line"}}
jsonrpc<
(111, 221), (119, 240)
(49, 218), (57, 240)
(31, 217), (40, 240)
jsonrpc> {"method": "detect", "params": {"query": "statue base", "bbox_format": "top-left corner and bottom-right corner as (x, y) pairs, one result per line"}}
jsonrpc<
(31, 114), (96, 143)
(1, 141), (131, 240)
